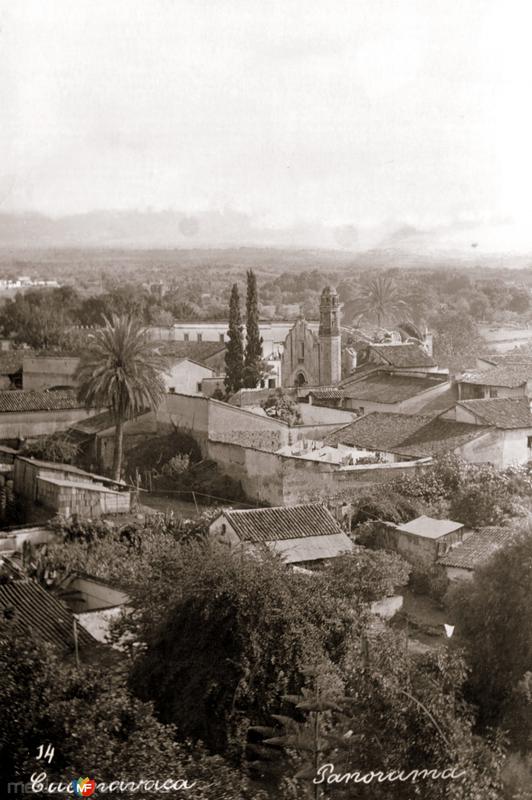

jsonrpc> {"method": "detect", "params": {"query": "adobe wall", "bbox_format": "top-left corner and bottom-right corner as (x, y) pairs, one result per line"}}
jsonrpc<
(208, 399), (290, 451)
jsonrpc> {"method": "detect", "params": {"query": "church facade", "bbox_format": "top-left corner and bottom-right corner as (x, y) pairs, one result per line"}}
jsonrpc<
(281, 286), (342, 388)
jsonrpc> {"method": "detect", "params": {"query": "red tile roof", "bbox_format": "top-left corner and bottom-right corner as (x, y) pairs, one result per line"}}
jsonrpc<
(0, 580), (95, 651)
(437, 527), (518, 570)
(219, 503), (343, 543)
(0, 389), (82, 413)
(458, 398), (532, 429)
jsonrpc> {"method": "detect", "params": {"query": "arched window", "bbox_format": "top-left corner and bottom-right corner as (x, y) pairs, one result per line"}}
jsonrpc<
(295, 372), (307, 387)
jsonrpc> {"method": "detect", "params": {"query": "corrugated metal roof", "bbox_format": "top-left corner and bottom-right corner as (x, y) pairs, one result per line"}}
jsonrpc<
(222, 503), (343, 542)
(0, 580), (95, 651)
(437, 527), (518, 569)
(397, 515), (463, 539)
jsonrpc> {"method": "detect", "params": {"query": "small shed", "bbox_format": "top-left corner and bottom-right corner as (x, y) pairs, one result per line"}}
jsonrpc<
(387, 515), (465, 565)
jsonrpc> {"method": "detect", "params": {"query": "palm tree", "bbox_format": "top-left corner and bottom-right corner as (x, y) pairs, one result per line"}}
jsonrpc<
(354, 276), (408, 328)
(76, 314), (168, 481)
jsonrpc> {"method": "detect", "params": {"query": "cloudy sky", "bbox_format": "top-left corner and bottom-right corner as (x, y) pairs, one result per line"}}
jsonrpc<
(1, 0), (532, 248)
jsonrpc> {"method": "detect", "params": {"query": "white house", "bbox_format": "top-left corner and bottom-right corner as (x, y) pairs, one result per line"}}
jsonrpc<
(164, 358), (216, 395)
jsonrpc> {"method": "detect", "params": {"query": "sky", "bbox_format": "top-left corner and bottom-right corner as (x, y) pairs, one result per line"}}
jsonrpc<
(2, 0), (532, 249)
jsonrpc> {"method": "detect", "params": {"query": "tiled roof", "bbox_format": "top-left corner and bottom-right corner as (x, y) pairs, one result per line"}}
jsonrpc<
(0, 389), (82, 413)
(459, 364), (532, 388)
(154, 340), (225, 366)
(307, 387), (344, 401)
(369, 343), (435, 368)
(324, 412), (490, 458)
(397, 515), (463, 540)
(397, 416), (491, 457)
(0, 580), (95, 651)
(458, 398), (532, 429)
(437, 527), (518, 570)
(325, 412), (428, 450)
(341, 372), (446, 405)
(219, 503), (343, 543)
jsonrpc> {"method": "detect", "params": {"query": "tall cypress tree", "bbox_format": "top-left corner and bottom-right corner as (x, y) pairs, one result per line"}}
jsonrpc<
(243, 269), (264, 388)
(224, 283), (244, 395)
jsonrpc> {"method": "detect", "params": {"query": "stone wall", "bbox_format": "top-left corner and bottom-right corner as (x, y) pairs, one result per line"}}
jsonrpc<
(205, 438), (431, 505)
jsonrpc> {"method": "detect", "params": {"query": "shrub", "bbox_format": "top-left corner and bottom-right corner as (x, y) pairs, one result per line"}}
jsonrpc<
(161, 453), (191, 478)
(408, 563), (449, 603)
(21, 434), (79, 464)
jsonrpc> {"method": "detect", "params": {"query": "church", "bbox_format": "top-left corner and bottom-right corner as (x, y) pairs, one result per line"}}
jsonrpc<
(280, 286), (342, 388)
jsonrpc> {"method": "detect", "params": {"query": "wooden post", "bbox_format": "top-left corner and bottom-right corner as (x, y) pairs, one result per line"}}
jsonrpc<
(192, 491), (199, 514)
(73, 618), (80, 670)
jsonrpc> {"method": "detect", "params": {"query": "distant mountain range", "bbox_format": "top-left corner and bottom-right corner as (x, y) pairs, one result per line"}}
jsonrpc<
(0, 210), (531, 268)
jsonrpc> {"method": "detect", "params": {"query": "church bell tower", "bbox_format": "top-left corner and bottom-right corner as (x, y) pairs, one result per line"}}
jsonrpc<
(318, 286), (341, 385)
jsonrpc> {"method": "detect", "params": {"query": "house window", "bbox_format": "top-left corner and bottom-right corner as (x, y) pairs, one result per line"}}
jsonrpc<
(197, 382), (202, 392)
(219, 333), (225, 342)
(197, 333), (202, 342)
(184, 333), (189, 342)
(268, 378), (276, 388)
(489, 388), (498, 398)
(527, 436), (532, 449)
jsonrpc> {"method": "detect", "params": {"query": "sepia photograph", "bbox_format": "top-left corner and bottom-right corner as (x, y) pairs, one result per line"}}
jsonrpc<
(1, 0), (532, 797)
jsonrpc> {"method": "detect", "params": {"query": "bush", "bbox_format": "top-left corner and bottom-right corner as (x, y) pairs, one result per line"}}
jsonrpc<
(125, 431), (201, 476)
(161, 453), (191, 478)
(21, 433), (79, 464)
(408, 563), (449, 603)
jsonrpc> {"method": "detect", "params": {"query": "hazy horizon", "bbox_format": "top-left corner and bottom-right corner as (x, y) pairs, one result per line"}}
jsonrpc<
(3, 1), (532, 253)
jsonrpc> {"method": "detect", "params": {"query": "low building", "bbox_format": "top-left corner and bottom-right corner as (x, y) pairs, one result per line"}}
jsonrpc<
(0, 388), (95, 440)
(457, 363), (532, 400)
(325, 412), (492, 463)
(164, 357), (215, 395)
(0, 579), (96, 655)
(155, 340), (226, 374)
(386, 515), (465, 565)
(14, 456), (131, 518)
(67, 410), (157, 473)
(209, 503), (353, 566)
(22, 353), (80, 390)
(437, 526), (518, 581)
(339, 370), (451, 414)
(57, 572), (129, 644)
(442, 398), (532, 464)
